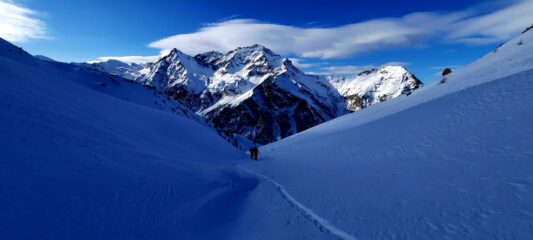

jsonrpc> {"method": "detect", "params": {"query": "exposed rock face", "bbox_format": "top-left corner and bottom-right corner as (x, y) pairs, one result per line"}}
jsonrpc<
(206, 74), (332, 144)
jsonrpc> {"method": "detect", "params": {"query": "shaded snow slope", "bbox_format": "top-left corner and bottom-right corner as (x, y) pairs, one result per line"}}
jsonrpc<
(0, 38), (339, 240)
(0, 38), (241, 239)
(242, 28), (533, 239)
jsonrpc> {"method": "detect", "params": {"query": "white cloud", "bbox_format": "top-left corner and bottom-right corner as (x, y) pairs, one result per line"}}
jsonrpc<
(145, 0), (533, 59)
(0, 0), (48, 42)
(92, 55), (160, 64)
(96, 1), (533, 65)
(149, 18), (426, 59)
(446, 0), (533, 44)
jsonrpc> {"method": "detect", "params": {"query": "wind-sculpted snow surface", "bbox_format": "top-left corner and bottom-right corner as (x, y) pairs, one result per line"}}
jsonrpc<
(243, 29), (533, 239)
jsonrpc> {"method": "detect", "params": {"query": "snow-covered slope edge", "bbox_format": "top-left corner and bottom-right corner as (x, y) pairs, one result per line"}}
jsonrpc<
(241, 26), (533, 239)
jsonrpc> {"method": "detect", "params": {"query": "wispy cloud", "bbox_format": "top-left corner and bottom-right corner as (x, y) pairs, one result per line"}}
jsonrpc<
(146, 0), (533, 59)
(149, 18), (426, 59)
(446, 0), (533, 44)
(0, 0), (48, 42)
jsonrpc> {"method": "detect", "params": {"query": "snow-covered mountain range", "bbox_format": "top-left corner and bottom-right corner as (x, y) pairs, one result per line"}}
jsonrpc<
(2, 24), (532, 240)
(86, 45), (422, 144)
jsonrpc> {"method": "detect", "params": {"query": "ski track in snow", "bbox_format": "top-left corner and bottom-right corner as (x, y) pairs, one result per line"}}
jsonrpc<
(238, 166), (358, 240)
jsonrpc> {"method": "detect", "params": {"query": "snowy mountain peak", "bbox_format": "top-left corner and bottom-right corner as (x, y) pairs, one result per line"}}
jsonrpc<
(328, 65), (422, 111)
(202, 44), (284, 80)
(354, 65), (409, 76)
(164, 48), (191, 61)
(224, 45), (266, 61)
(101, 59), (134, 68)
(228, 44), (279, 62)
(235, 44), (275, 54)
(377, 65), (415, 78)
(169, 48), (180, 54)
(78, 59), (146, 80)
(135, 47), (212, 97)
(380, 65), (407, 72)
(281, 58), (300, 72)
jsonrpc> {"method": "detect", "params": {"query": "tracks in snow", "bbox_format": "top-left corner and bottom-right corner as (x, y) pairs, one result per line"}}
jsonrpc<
(238, 166), (358, 240)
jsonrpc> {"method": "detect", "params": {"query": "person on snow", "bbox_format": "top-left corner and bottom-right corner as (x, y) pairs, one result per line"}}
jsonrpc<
(249, 147), (255, 160)
(439, 68), (453, 84)
(249, 146), (259, 160)
(442, 68), (453, 76)
(253, 147), (259, 160)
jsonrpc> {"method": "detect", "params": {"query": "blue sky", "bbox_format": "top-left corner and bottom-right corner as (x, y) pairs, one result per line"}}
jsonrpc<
(1, 0), (532, 82)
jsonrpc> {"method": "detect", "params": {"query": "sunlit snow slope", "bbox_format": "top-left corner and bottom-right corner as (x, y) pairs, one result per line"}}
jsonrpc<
(244, 28), (533, 239)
